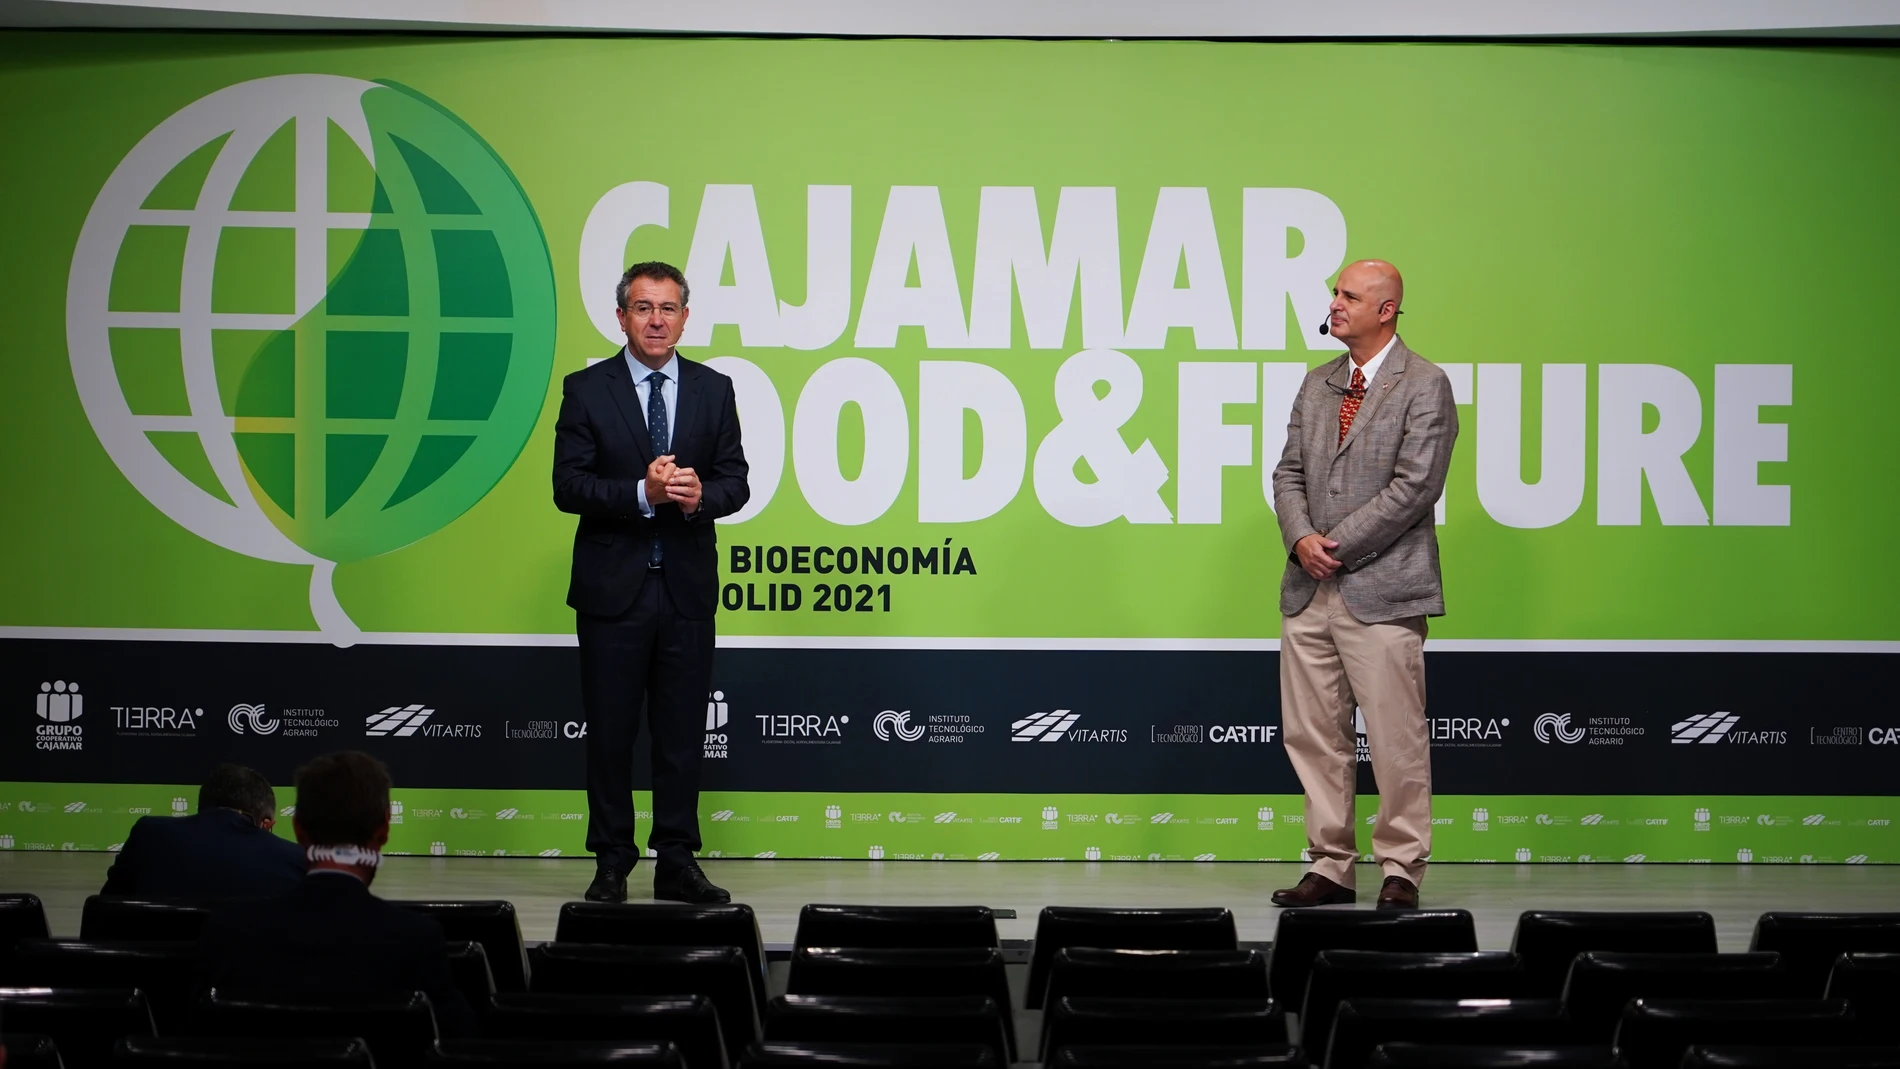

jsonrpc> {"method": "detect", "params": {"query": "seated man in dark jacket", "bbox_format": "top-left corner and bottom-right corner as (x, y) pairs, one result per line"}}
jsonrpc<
(198, 751), (478, 1037)
(102, 763), (305, 898)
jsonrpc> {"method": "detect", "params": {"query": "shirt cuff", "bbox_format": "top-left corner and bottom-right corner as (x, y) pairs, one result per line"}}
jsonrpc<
(635, 479), (655, 518)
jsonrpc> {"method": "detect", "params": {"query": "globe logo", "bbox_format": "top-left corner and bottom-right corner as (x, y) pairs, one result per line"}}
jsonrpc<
(67, 75), (555, 644)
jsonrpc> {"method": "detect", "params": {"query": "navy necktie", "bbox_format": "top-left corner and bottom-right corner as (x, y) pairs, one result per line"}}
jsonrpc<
(646, 370), (668, 566)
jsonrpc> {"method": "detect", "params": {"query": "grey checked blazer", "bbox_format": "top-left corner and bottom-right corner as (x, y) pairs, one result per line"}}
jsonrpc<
(1271, 338), (1459, 624)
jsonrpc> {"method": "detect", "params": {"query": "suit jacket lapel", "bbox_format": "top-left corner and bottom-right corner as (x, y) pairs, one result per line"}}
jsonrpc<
(669, 353), (698, 452)
(1335, 338), (1409, 457)
(602, 351), (656, 465)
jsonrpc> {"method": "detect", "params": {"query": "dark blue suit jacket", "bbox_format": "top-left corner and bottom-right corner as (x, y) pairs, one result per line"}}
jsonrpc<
(198, 872), (478, 1037)
(552, 351), (749, 619)
(101, 809), (306, 899)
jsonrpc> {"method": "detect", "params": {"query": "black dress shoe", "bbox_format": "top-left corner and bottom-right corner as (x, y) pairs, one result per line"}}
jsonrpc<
(1270, 872), (1357, 907)
(584, 867), (628, 903)
(653, 861), (730, 904)
(1376, 875), (1420, 910)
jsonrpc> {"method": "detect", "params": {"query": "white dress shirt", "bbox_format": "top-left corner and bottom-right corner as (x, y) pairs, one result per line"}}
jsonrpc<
(627, 348), (680, 517)
(1349, 333), (1398, 391)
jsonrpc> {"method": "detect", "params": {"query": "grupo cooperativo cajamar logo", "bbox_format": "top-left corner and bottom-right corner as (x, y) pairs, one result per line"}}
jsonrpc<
(67, 75), (556, 643)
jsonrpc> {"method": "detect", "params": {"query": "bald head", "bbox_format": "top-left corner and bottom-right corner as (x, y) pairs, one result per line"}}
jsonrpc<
(1327, 259), (1404, 357)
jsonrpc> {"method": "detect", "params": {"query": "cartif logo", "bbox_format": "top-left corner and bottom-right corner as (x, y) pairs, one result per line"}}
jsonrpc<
(64, 802), (87, 813)
(35, 681), (84, 722)
(1013, 709), (1080, 742)
(710, 810), (734, 822)
(66, 75), (557, 645)
(1803, 814), (1825, 826)
(977, 851), (1000, 861)
(1533, 712), (1585, 744)
(1672, 712), (1740, 744)
(1737, 848), (1754, 862)
(1515, 848), (1532, 862)
(1150, 812), (1174, 824)
(933, 812), (958, 824)
(227, 703), (279, 735)
(706, 691), (729, 730)
(874, 709), (926, 742)
(1084, 846), (1101, 861)
(366, 704), (435, 736)
(494, 808), (518, 820)
(868, 845), (884, 859)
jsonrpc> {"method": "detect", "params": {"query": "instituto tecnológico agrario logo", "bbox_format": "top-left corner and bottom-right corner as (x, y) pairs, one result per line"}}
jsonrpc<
(67, 75), (556, 644)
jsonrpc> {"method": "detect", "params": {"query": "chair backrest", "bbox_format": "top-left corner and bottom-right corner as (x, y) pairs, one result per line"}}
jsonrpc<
(0, 1033), (65, 1069)
(783, 947), (1012, 1059)
(791, 905), (998, 952)
(1561, 952), (1797, 1028)
(528, 943), (759, 1059)
(444, 941), (496, 1020)
(5, 940), (200, 1033)
(0, 987), (156, 1069)
(1027, 907), (1237, 1008)
(1052, 1047), (1304, 1068)
(1751, 914), (1900, 996)
(764, 994), (1009, 1064)
(1268, 909), (1478, 1007)
(197, 989), (439, 1069)
(388, 901), (529, 993)
(1680, 1045), (1900, 1068)
(1302, 951), (1528, 1069)
(1046, 947), (1268, 1003)
(1365, 1043), (1623, 1068)
(1511, 912), (1717, 996)
(1041, 997), (1286, 1060)
(1612, 998), (1858, 1069)
(484, 992), (724, 1069)
(739, 1041), (999, 1068)
(1825, 951), (1900, 1005)
(0, 895), (51, 961)
(113, 1036), (375, 1069)
(1324, 997), (1578, 1069)
(430, 1039), (686, 1068)
(556, 902), (767, 1003)
(78, 897), (218, 942)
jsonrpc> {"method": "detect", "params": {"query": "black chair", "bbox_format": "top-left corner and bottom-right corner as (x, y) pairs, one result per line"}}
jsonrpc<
(764, 995), (1008, 1064)
(431, 1039), (686, 1068)
(1303, 951), (1529, 1069)
(0, 1034), (64, 1069)
(1826, 952), (1900, 1010)
(1046, 948), (1268, 1003)
(1268, 910), (1478, 1007)
(1749, 914), (1900, 997)
(1367, 1044), (1623, 1068)
(77, 898), (218, 942)
(0, 896), (50, 961)
(530, 944), (759, 1061)
(1028, 908), (1237, 1009)
(1681, 1046), (1900, 1068)
(1612, 998), (1858, 1069)
(1041, 998), (1287, 1058)
(392, 902), (531, 994)
(6, 940), (200, 1033)
(556, 902), (768, 1004)
(115, 1037), (375, 1069)
(1052, 1049), (1304, 1068)
(485, 993), (725, 1069)
(445, 942), (497, 1022)
(1324, 998), (1588, 1069)
(1510, 913), (1716, 997)
(195, 989), (439, 1069)
(738, 1042), (998, 1068)
(791, 905), (998, 952)
(784, 947), (1011, 1058)
(1560, 952), (1798, 1030)
(0, 988), (155, 1069)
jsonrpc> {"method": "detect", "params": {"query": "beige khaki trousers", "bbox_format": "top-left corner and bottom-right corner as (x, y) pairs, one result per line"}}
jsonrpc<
(1280, 578), (1431, 889)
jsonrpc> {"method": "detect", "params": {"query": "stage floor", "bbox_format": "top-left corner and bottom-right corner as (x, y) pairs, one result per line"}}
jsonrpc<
(8, 852), (1897, 949)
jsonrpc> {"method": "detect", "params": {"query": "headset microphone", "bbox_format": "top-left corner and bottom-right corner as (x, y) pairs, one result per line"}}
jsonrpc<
(1318, 319), (1329, 336)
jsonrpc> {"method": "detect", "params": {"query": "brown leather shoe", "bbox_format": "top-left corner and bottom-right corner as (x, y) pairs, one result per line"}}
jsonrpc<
(1375, 875), (1419, 910)
(1271, 872), (1356, 907)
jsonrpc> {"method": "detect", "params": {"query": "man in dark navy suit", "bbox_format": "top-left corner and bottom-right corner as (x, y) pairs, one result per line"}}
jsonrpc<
(553, 261), (749, 905)
(198, 751), (476, 1037)
(101, 764), (305, 898)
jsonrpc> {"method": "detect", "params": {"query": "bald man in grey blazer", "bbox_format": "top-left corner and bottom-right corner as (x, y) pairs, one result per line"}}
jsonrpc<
(1269, 259), (1458, 910)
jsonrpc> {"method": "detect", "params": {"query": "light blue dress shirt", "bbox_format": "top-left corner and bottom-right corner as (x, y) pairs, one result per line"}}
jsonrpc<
(628, 348), (680, 517)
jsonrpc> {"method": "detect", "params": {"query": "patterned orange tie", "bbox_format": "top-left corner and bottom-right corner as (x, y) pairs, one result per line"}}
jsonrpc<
(1338, 367), (1367, 443)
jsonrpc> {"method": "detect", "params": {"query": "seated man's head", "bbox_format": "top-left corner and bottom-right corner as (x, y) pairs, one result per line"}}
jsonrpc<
(292, 751), (392, 880)
(199, 763), (277, 829)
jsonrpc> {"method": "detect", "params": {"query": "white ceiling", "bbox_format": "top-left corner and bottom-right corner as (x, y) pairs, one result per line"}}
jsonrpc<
(6, 0), (1900, 37)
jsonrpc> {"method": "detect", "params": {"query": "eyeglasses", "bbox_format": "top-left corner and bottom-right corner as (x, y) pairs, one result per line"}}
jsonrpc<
(624, 301), (684, 319)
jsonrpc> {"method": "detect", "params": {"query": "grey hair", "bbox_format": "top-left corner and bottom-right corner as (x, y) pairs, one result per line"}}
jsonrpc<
(616, 261), (689, 310)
